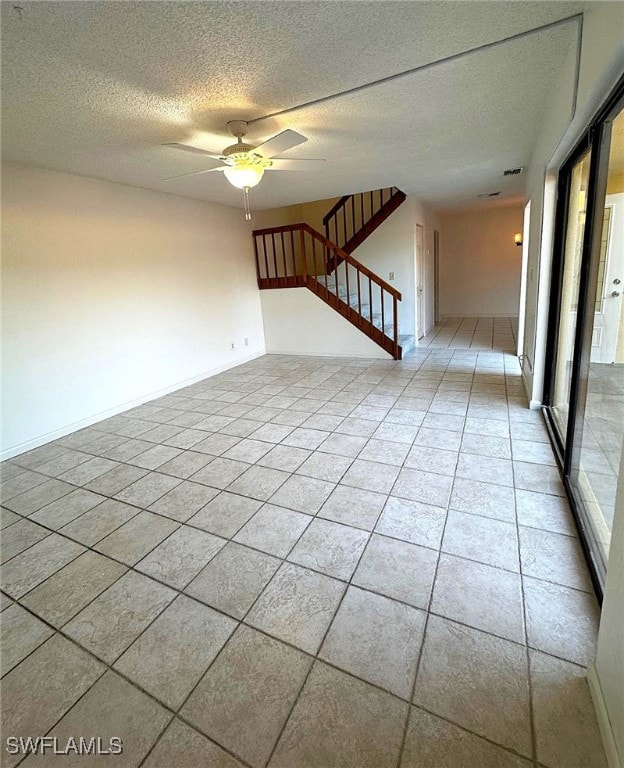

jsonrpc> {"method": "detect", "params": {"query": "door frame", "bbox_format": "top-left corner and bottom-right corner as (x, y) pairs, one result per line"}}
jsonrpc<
(543, 75), (624, 596)
(415, 223), (425, 339)
(433, 229), (440, 325)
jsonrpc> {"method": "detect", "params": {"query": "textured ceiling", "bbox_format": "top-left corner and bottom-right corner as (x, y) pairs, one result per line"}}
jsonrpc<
(1, 1), (585, 211)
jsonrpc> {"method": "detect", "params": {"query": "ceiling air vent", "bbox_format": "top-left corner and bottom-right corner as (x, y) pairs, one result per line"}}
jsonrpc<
(477, 191), (501, 198)
(503, 167), (524, 176)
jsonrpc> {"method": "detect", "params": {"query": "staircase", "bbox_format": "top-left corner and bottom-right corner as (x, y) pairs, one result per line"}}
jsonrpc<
(324, 187), (406, 271)
(253, 187), (408, 359)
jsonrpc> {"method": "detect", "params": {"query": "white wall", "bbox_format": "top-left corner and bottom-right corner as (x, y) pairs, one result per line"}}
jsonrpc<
(1, 162), (265, 457)
(591, 442), (624, 768)
(439, 205), (523, 317)
(522, 3), (624, 402)
(260, 288), (391, 359)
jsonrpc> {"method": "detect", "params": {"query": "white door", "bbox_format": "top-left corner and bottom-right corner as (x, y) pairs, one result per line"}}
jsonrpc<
(591, 194), (624, 364)
(415, 224), (425, 339)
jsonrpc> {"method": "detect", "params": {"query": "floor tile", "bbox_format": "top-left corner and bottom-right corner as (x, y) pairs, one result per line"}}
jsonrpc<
(29, 488), (106, 530)
(83, 463), (148, 495)
(148, 480), (219, 522)
(257, 444), (311, 472)
(222, 438), (273, 463)
(372, 421), (420, 444)
(23, 670), (170, 768)
(57, 456), (121, 485)
(0, 518), (50, 564)
(515, 489), (576, 536)
(456, 453), (514, 487)
(512, 438), (557, 466)
(22, 550), (127, 627)
(317, 432), (368, 458)
(227, 465), (290, 500)
(450, 477), (516, 522)
(393, 468), (453, 507)
(460, 432), (512, 459)
(4, 478), (75, 515)
(523, 577), (599, 666)
(0, 507), (20, 529)
(335, 417), (378, 437)
(404, 444), (459, 476)
(282, 427), (328, 450)
(156, 450), (214, 479)
(1, 533), (84, 598)
(181, 625), (312, 768)
(247, 561), (345, 653)
(413, 427), (462, 450)
(185, 541), (280, 619)
(115, 595), (236, 709)
(431, 553), (525, 642)
(289, 518), (369, 580)
(358, 438), (410, 466)
(142, 719), (245, 768)
(519, 527), (593, 591)
(513, 461), (564, 495)
(234, 503), (310, 557)
(0, 469), (48, 502)
(194, 433), (242, 455)
(130, 444), (184, 470)
(320, 586), (425, 697)
(318, 485), (386, 530)
(249, 423), (295, 444)
(340, 458), (399, 493)
(60, 498), (139, 546)
(269, 661), (407, 768)
(114, 472), (182, 507)
(401, 707), (532, 768)
(295, 450), (353, 482)
(0, 603), (54, 674)
(188, 457), (249, 489)
(269, 474), (334, 514)
(352, 533), (437, 609)
(530, 650), (607, 768)
(375, 495), (446, 549)
(137, 525), (225, 588)
(95, 510), (179, 566)
(414, 615), (532, 758)
(64, 570), (176, 663)
(442, 509), (519, 571)
(188, 491), (262, 538)
(1, 635), (104, 768)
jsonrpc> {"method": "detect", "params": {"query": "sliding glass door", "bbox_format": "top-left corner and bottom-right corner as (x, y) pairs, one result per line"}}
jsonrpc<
(545, 79), (624, 593)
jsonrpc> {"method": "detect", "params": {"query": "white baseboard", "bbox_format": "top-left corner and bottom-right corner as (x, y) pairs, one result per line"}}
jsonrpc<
(529, 398), (543, 411)
(1, 350), (266, 460)
(588, 663), (623, 768)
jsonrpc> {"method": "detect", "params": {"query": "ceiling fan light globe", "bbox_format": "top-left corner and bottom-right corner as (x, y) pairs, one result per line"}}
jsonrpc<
(223, 163), (264, 189)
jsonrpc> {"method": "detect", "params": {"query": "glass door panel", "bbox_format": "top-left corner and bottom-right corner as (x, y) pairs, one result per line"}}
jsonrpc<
(551, 149), (592, 439)
(573, 106), (624, 568)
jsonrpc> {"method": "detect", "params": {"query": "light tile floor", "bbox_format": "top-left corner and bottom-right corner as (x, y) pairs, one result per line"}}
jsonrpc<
(0, 334), (607, 768)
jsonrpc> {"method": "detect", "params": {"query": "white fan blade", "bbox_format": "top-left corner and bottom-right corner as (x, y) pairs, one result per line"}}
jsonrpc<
(266, 158), (326, 171)
(163, 142), (223, 159)
(162, 166), (225, 181)
(254, 129), (307, 158)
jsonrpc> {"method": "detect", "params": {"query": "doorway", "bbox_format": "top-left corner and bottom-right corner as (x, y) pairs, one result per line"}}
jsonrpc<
(544, 80), (624, 591)
(415, 223), (425, 339)
(433, 229), (440, 325)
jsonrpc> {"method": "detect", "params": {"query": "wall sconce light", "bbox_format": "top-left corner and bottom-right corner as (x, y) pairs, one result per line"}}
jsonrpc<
(514, 233), (523, 247)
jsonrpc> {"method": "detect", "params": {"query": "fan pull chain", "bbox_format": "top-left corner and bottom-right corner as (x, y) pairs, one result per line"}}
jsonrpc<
(243, 186), (252, 221)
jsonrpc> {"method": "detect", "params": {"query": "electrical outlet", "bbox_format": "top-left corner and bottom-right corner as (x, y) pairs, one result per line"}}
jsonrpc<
(230, 342), (235, 351)
(389, 272), (395, 281)
(244, 337), (249, 347)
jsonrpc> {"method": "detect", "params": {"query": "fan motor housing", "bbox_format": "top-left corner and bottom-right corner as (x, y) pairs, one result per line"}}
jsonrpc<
(222, 142), (256, 157)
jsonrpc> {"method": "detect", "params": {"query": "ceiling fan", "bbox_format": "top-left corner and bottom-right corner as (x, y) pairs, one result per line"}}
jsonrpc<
(163, 121), (325, 219)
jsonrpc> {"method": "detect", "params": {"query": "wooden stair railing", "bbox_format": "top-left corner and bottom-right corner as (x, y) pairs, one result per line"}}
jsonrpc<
(323, 186), (407, 271)
(253, 223), (402, 359)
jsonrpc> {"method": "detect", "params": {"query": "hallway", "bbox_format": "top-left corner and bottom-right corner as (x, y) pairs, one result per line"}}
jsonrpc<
(0, 343), (605, 768)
